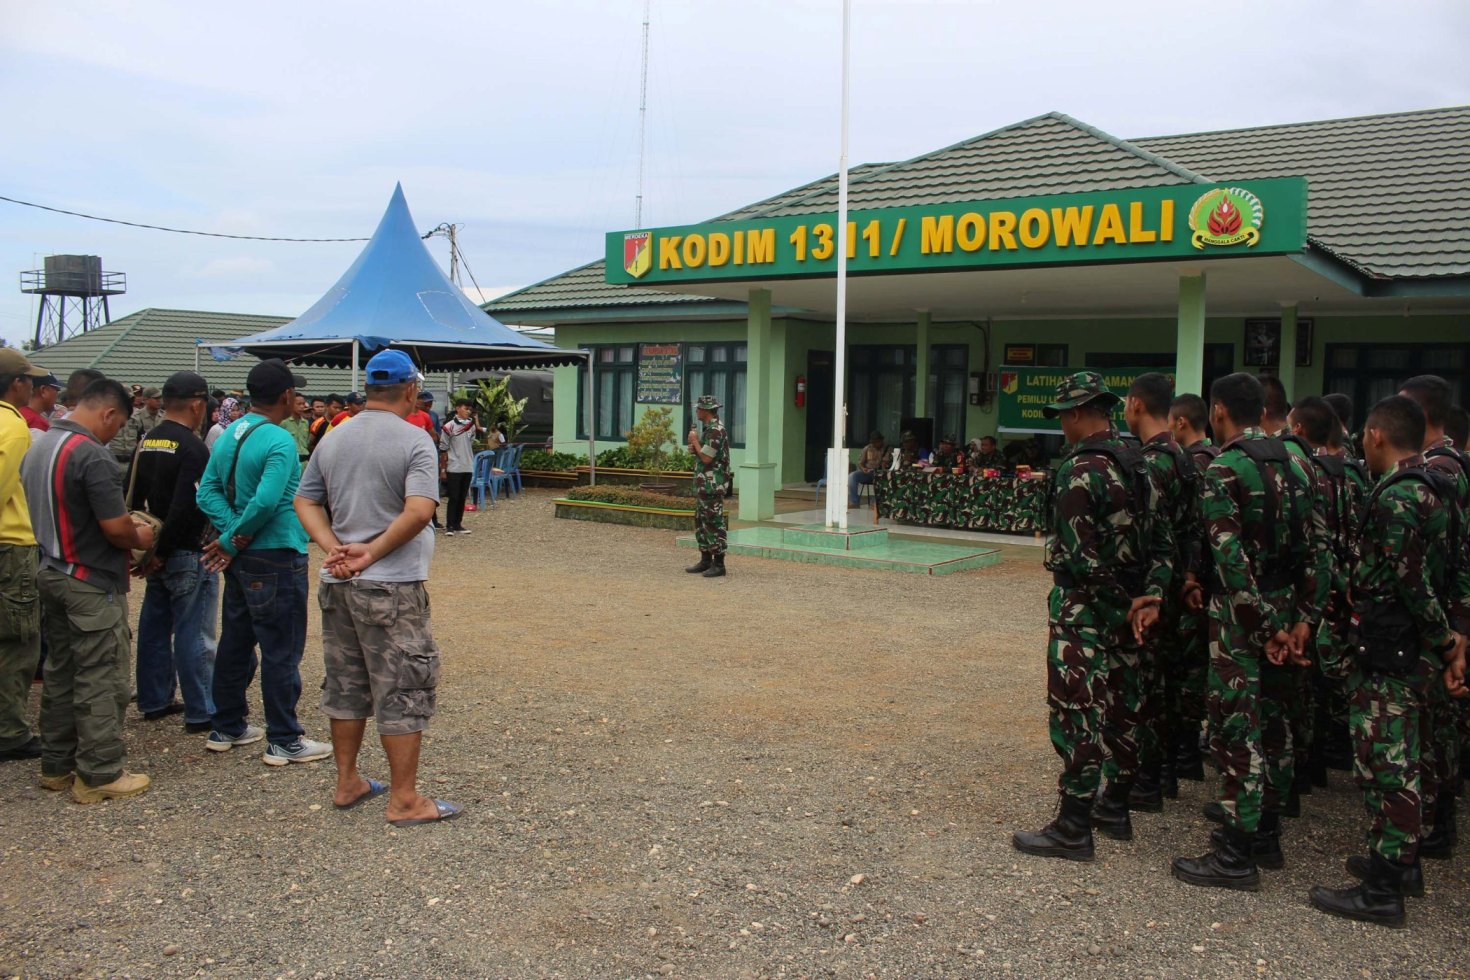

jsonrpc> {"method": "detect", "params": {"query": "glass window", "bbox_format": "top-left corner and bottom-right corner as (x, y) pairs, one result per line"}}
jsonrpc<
(578, 345), (639, 441)
(848, 344), (916, 444)
(928, 343), (969, 443)
(1322, 342), (1470, 432)
(684, 343), (748, 447)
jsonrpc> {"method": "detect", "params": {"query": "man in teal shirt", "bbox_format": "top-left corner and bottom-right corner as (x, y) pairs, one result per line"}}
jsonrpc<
(196, 359), (330, 766)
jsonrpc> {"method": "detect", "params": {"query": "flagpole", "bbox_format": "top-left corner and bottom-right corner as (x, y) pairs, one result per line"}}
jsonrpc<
(825, 0), (852, 530)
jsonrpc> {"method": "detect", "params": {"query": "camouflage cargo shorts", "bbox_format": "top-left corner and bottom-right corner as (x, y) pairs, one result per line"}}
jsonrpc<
(318, 580), (440, 736)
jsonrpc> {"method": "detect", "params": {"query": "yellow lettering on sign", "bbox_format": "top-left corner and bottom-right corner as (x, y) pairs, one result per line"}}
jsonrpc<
(682, 234), (707, 268)
(889, 217), (906, 255)
(956, 213), (985, 252)
(811, 223), (835, 261)
(1018, 208), (1049, 248)
(733, 230), (745, 265)
(659, 236), (683, 270)
(989, 210), (1019, 251)
(708, 232), (731, 267)
(921, 214), (954, 254)
(747, 227), (775, 265)
(1051, 206), (1093, 247)
(1128, 202), (1156, 244)
(1160, 200), (1174, 242)
(1092, 204), (1126, 245)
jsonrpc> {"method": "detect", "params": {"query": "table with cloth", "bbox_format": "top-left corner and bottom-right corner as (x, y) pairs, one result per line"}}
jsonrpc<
(873, 468), (1051, 534)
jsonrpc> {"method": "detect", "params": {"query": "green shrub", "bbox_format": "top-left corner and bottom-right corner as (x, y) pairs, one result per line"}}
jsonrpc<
(593, 444), (696, 472)
(595, 445), (643, 468)
(521, 449), (584, 472)
(563, 486), (696, 511)
(663, 448), (697, 472)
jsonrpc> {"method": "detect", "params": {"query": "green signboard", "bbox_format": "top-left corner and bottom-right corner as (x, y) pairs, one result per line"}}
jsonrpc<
(997, 366), (1168, 435)
(636, 343), (683, 404)
(607, 178), (1307, 286)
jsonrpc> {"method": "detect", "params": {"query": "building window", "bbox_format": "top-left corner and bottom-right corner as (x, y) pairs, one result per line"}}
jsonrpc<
(928, 344), (969, 442)
(848, 345), (916, 444)
(685, 343), (747, 447)
(1323, 343), (1470, 430)
(577, 345), (637, 440)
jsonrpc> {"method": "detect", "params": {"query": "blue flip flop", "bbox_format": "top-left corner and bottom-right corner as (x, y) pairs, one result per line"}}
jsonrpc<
(388, 799), (462, 827)
(334, 778), (388, 810)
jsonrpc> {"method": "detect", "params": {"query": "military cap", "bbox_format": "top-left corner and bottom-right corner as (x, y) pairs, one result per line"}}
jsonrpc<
(940, 433), (957, 444)
(1041, 370), (1121, 418)
(900, 430), (917, 442)
(140, 386), (162, 399)
(695, 394), (721, 411)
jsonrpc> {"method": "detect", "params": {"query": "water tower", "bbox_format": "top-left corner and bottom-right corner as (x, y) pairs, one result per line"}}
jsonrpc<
(20, 255), (126, 347)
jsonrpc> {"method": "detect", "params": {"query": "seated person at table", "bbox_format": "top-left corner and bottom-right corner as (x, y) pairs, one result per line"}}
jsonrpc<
(969, 435), (1005, 470)
(898, 430), (928, 465)
(847, 431), (886, 506)
(930, 434), (960, 469)
(1003, 437), (1046, 469)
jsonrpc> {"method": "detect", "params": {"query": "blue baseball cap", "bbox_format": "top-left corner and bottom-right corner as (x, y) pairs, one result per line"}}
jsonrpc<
(364, 349), (423, 385)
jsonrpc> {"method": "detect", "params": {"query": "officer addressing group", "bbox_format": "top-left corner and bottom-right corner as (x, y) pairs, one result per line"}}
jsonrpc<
(685, 394), (730, 579)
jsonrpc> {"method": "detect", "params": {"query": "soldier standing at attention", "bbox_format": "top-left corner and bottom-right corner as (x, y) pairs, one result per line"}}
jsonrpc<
(685, 395), (730, 579)
(1309, 395), (1467, 927)
(1397, 375), (1470, 860)
(1168, 393), (1218, 782)
(1172, 373), (1328, 891)
(1117, 373), (1203, 807)
(1012, 371), (1172, 861)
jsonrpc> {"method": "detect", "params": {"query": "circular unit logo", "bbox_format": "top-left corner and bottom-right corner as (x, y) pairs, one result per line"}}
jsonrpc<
(1188, 186), (1264, 249)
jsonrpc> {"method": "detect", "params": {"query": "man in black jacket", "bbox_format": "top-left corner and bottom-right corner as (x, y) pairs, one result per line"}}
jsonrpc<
(128, 371), (217, 732)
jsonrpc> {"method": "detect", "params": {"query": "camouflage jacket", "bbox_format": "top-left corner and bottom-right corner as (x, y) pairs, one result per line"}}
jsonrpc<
(694, 419), (731, 496)
(111, 406), (163, 459)
(1352, 455), (1456, 653)
(1283, 434), (1342, 598)
(1142, 431), (1204, 581)
(971, 450), (1006, 470)
(1202, 427), (1329, 651)
(1187, 439), (1220, 592)
(1044, 429), (1174, 625)
(1422, 437), (1470, 629)
(930, 447), (959, 469)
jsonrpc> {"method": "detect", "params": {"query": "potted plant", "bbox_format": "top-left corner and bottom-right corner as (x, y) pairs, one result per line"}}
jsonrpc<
(624, 407), (679, 494)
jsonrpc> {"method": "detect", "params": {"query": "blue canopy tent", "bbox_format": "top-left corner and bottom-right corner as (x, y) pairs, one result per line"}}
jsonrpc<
(207, 184), (599, 477)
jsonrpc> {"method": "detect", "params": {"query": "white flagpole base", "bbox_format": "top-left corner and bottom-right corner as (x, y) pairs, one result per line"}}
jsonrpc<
(825, 448), (849, 529)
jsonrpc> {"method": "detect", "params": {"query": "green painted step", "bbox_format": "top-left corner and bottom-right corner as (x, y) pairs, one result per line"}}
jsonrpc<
(780, 524), (889, 550)
(677, 527), (1000, 576)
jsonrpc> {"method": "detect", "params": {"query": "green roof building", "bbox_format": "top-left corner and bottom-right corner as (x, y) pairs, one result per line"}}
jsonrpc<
(491, 105), (1463, 520)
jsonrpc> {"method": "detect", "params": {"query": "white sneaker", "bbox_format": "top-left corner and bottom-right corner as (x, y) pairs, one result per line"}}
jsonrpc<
(263, 737), (333, 766)
(205, 724), (265, 752)
(445, 529), (456, 537)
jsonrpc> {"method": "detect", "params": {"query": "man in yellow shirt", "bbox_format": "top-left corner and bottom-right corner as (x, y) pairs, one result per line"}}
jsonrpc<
(0, 348), (49, 762)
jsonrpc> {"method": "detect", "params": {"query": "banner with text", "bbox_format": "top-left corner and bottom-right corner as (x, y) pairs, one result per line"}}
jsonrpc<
(997, 367), (1169, 435)
(636, 343), (683, 404)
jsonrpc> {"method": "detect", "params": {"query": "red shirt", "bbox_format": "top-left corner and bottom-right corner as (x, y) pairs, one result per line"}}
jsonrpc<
(407, 410), (437, 440)
(18, 405), (49, 432)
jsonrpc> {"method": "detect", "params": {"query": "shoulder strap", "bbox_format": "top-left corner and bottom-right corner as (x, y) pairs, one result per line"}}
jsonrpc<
(1425, 444), (1470, 474)
(1145, 438), (1198, 487)
(1072, 441), (1152, 519)
(1229, 436), (1292, 464)
(1313, 453), (1346, 479)
(225, 419), (271, 507)
(1370, 466), (1453, 510)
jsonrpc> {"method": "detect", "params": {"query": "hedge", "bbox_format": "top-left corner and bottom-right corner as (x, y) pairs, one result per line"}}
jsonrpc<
(521, 449), (584, 472)
(563, 486), (697, 511)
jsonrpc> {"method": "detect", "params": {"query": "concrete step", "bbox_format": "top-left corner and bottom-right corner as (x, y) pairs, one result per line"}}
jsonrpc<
(678, 528), (1000, 576)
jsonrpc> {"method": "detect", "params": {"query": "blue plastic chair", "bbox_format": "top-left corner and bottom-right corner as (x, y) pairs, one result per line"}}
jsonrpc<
(502, 444), (523, 497)
(469, 450), (511, 508)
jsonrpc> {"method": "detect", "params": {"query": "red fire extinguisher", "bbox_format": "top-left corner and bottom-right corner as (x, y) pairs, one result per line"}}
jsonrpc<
(794, 375), (807, 408)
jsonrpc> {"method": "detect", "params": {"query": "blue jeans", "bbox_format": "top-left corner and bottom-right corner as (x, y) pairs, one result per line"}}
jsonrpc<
(136, 551), (218, 724)
(212, 549), (308, 747)
(848, 469), (875, 506)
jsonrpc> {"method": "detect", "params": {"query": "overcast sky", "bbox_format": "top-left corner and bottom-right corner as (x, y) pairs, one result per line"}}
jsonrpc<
(2, 0), (1467, 346)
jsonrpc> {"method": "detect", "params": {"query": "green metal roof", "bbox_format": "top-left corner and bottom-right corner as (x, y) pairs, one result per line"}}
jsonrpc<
(485, 106), (1470, 322)
(31, 308), (373, 394)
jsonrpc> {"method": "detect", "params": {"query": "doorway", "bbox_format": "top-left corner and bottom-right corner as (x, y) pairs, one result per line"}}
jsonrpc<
(804, 349), (835, 482)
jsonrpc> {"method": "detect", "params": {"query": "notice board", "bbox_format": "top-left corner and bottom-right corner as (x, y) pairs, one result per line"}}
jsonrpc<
(997, 366), (1167, 435)
(636, 343), (683, 404)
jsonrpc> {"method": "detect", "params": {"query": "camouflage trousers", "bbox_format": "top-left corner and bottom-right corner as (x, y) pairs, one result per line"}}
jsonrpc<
(1348, 658), (1434, 863)
(1047, 587), (1143, 800)
(1175, 604), (1211, 732)
(1422, 682), (1462, 808)
(1207, 606), (1295, 834)
(694, 492), (727, 556)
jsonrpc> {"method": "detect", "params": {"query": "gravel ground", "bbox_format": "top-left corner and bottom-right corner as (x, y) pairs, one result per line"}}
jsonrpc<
(1, 487), (1467, 978)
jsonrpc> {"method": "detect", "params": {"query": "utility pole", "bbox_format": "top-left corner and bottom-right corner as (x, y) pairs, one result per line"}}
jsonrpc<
(424, 222), (463, 287)
(635, 0), (651, 227)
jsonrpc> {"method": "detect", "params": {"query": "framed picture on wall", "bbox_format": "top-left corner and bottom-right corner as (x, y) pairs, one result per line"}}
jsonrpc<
(1243, 317), (1315, 368)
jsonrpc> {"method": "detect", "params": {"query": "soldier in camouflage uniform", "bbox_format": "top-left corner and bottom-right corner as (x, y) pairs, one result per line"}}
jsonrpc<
(685, 394), (731, 579)
(1320, 392), (1371, 774)
(1168, 393), (1219, 780)
(1398, 375), (1470, 860)
(1309, 394), (1467, 928)
(1114, 373), (1203, 808)
(1013, 372), (1173, 862)
(1172, 372), (1328, 892)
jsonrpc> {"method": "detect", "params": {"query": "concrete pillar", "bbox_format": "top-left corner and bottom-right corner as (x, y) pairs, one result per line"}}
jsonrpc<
(914, 310), (931, 418)
(1277, 303), (1298, 399)
(738, 288), (776, 521)
(1175, 273), (1206, 396)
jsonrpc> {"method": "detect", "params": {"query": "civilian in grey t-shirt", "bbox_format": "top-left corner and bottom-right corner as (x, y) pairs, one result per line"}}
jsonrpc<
(293, 350), (460, 827)
(438, 398), (482, 535)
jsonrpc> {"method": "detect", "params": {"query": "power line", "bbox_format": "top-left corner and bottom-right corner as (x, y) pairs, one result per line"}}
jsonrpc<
(0, 194), (370, 242)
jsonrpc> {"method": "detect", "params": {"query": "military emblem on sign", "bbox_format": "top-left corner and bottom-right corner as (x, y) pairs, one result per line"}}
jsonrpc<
(1189, 186), (1264, 249)
(1000, 371), (1019, 395)
(624, 231), (652, 278)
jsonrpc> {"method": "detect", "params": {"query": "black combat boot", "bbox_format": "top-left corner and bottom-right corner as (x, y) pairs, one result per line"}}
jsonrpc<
(1013, 794), (1095, 862)
(702, 554), (726, 578)
(1346, 853), (1424, 898)
(1161, 754), (1179, 800)
(1293, 760), (1314, 797)
(685, 552), (712, 574)
(1419, 795), (1456, 860)
(1202, 800), (1228, 825)
(1306, 741), (1330, 788)
(1281, 784), (1302, 819)
(1128, 765), (1164, 813)
(1309, 851), (1406, 928)
(1171, 825), (1261, 891)
(1210, 811), (1283, 870)
(1091, 782), (1133, 841)
(1174, 730), (1205, 781)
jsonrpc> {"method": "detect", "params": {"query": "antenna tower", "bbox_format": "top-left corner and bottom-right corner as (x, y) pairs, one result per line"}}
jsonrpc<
(635, 0), (651, 227)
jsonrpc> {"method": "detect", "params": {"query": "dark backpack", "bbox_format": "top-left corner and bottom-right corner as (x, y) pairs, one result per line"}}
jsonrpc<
(1223, 436), (1308, 589)
(1366, 465), (1458, 593)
